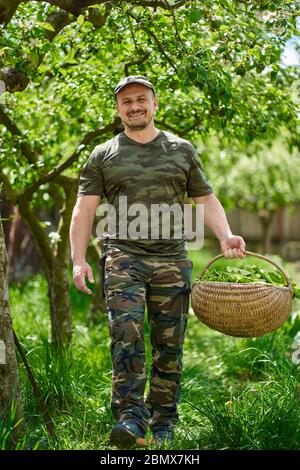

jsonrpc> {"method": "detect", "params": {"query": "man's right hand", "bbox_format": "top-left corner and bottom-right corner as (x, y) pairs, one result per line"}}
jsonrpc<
(73, 261), (94, 295)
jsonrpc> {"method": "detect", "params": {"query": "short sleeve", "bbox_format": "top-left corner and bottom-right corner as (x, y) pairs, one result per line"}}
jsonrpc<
(186, 145), (213, 197)
(77, 147), (105, 197)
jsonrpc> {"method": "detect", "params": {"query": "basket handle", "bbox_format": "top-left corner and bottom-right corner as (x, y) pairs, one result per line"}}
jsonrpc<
(197, 250), (290, 287)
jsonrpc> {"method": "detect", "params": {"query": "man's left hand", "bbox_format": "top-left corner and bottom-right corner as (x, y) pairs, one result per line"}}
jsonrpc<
(220, 235), (246, 259)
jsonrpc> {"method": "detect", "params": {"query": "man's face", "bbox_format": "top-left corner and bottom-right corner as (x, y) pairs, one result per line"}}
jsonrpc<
(116, 83), (158, 130)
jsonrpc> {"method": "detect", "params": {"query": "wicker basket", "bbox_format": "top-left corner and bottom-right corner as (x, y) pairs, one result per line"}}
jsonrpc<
(191, 251), (293, 338)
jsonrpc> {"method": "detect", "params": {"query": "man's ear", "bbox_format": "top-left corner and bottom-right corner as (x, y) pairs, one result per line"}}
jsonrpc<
(154, 95), (158, 111)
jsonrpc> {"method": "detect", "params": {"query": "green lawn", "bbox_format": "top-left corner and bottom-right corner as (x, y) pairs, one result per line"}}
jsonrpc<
(4, 248), (300, 450)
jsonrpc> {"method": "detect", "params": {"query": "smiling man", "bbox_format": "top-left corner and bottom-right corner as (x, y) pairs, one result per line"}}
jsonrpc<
(70, 75), (245, 448)
(116, 76), (158, 132)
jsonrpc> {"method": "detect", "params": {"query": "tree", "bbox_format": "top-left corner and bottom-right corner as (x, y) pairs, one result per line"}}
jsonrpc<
(0, 1), (299, 344)
(0, 215), (23, 438)
(1, 1), (299, 140)
(203, 135), (300, 253)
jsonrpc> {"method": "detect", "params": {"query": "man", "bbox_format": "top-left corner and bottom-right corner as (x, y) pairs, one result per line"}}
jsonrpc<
(70, 75), (245, 448)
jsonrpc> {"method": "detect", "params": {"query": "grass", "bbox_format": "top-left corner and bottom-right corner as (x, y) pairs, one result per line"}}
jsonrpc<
(4, 248), (300, 450)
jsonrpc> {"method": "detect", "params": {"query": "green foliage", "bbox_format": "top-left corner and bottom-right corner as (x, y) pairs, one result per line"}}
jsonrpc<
(198, 257), (300, 298)
(0, 402), (26, 450)
(189, 377), (300, 450)
(8, 249), (300, 450)
(181, 311), (300, 450)
(202, 263), (285, 284)
(1, 0), (300, 447)
(200, 135), (300, 218)
(0, 0), (299, 219)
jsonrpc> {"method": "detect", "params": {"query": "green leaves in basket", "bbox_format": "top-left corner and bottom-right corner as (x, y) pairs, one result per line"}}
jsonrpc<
(292, 284), (300, 299)
(198, 263), (300, 299)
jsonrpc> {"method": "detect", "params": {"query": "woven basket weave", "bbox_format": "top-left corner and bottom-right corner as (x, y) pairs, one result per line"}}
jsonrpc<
(191, 251), (293, 338)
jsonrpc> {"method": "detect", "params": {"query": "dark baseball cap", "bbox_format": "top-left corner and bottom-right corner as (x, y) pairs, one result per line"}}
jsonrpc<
(114, 75), (155, 96)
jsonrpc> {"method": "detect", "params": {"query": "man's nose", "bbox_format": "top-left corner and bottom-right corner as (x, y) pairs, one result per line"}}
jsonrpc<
(129, 101), (143, 110)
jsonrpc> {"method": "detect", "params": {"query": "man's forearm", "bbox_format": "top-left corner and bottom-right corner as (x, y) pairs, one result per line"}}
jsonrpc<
(70, 207), (94, 264)
(193, 193), (232, 241)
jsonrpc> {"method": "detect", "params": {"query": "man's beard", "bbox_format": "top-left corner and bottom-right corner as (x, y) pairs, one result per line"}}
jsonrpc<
(127, 121), (148, 130)
(124, 111), (153, 130)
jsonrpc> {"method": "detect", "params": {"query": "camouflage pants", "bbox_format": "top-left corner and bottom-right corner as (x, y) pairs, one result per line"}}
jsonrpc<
(104, 247), (193, 434)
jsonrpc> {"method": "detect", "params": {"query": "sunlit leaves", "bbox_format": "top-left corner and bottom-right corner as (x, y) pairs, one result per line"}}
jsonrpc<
(205, 136), (300, 214)
(0, 0), (299, 205)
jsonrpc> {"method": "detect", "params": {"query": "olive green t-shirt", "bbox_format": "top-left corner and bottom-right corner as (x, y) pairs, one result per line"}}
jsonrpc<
(77, 130), (213, 259)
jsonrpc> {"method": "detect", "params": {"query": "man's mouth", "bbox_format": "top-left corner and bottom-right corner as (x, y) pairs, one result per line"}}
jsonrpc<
(128, 111), (145, 118)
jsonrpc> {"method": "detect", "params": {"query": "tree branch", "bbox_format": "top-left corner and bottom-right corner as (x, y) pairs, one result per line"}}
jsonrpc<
(155, 116), (202, 136)
(124, 54), (148, 76)
(147, 25), (178, 72)
(0, 101), (120, 201)
(18, 200), (54, 274)
(0, 2), (110, 92)
(0, 169), (18, 203)
(1, 0), (186, 92)
(44, 0), (187, 14)
(155, 119), (181, 135)
(0, 166), (53, 273)
(1, 6), (78, 92)
(86, 2), (112, 28)
(179, 117), (202, 136)
(164, 0), (183, 44)
(0, 104), (37, 164)
(20, 116), (121, 200)
(1, 0), (187, 26)
(44, 10), (74, 41)
(56, 184), (77, 259)
(0, 0), (22, 25)
(56, 174), (78, 188)
(126, 10), (178, 73)
(0, 68), (30, 93)
(130, 0), (187, 9)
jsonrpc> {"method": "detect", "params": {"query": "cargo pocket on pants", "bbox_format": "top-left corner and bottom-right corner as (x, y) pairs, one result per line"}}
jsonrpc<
(99, 255), (106, 299)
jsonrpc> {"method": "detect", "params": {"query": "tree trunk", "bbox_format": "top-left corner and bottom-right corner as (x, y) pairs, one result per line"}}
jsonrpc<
(18, 192), (73, 348)
(0, 217), (24, 439)
(259, 211), (275, 254)
(87, 244), (106, 325)
(0, 0), (22, 25)
(48, 257), (72, 346)
(48, 185), (77, 346)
